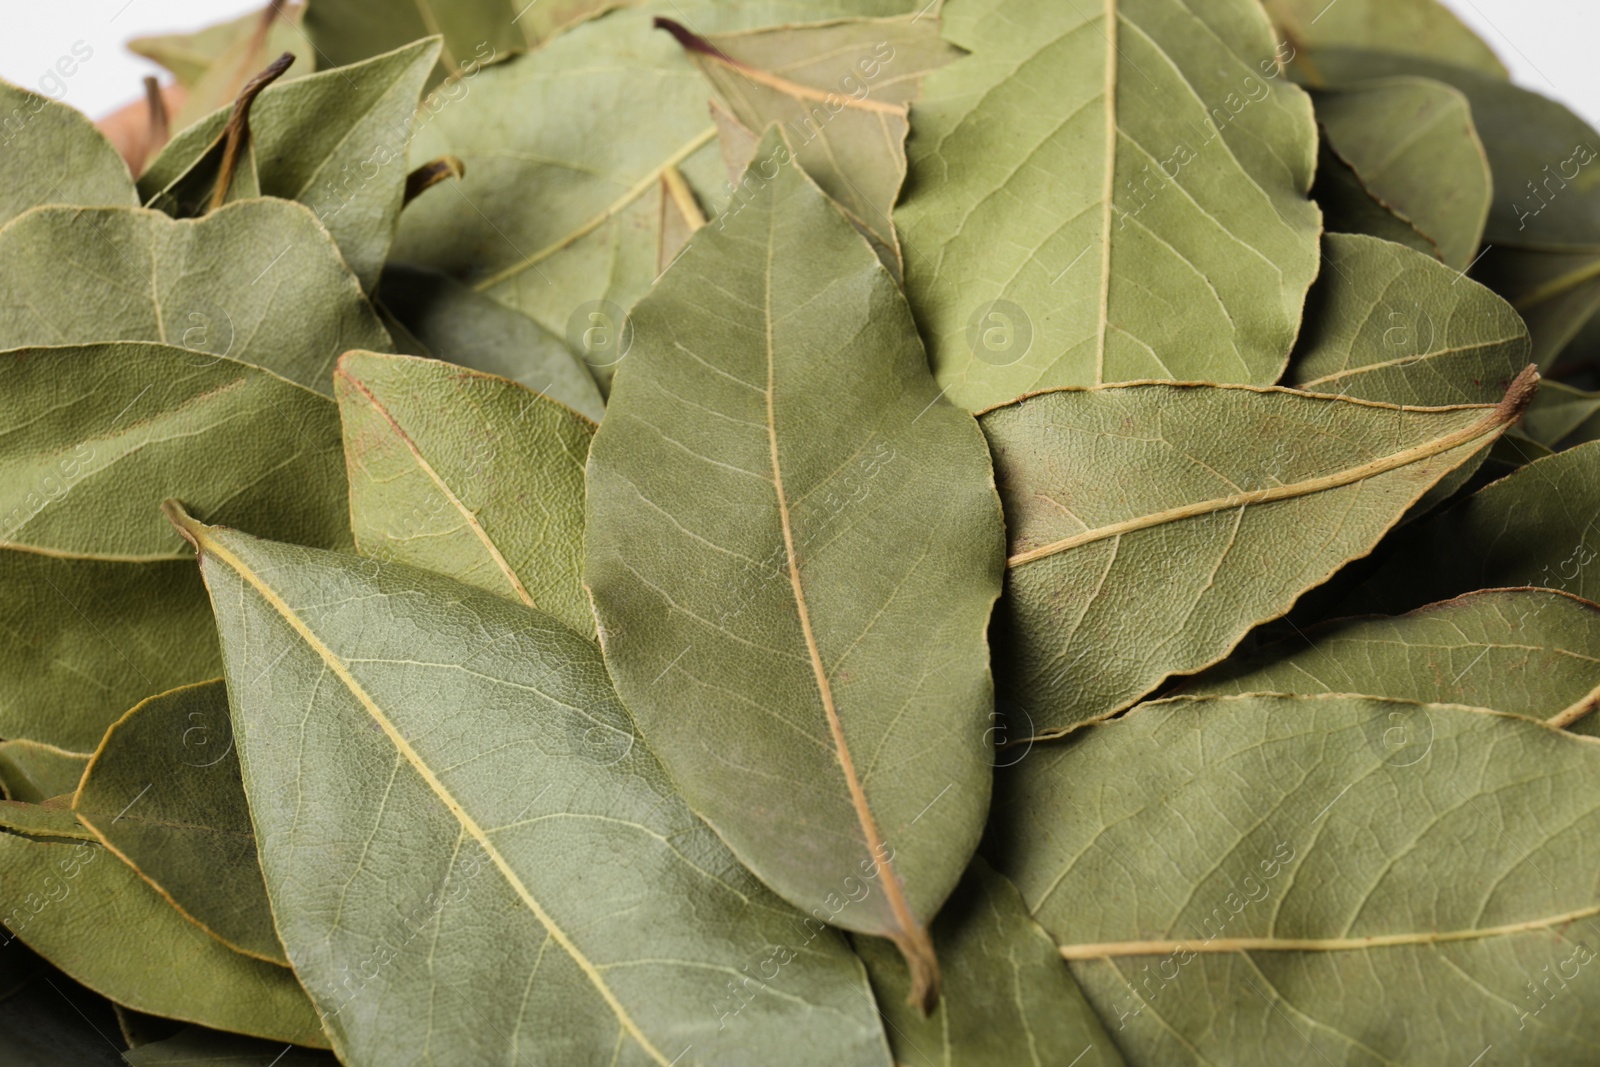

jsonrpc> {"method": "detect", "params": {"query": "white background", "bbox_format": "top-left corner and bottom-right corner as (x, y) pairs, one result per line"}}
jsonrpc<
(0, 0), (1597, 126)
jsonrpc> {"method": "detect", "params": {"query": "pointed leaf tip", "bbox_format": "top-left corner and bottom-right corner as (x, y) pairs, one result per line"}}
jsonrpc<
(161, 499), (206, 552)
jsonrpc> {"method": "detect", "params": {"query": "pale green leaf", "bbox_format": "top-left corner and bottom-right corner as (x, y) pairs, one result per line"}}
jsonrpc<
(1186, 588), (1600, 735)
(336, 350), (597, 636)
(1329, 439), (1600, 617)
(139, 41), (441, 291)
(1262, 0), (1508, 79)
(1310, 138), (1439, 259)
(0, 794), (94, 842)
(662, 15), (958, 270)
(303, 0), (524, 86)
(376, 264), (605, 420)
(0, 552), (219, 752)
(0, 741), (89, 804)
(1312, 77), (1490, 269)
(0, 833), (326, 1046)
(0, 343), (349, 558)
(170, 511), (892, 1066)
(74, 680), (283, 965)
(897, 0), (1322, 409)
(857, 858), (1124, 1067)
(0, 80), (136, 229)
(0, 202), (390, 394)
(982, 373), (1534, 738)
(1284, 234), (1529, 406)
(990, 693), (1600, 1065)
(584, 127), (1005, 1004)
(390, 11), (730, 391)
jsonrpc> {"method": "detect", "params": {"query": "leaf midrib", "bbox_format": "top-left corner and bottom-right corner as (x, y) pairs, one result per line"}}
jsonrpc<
(1059, 902), (1600, 958)
(190, 527), (672, 1066)
(1006, 379), (1529, 567)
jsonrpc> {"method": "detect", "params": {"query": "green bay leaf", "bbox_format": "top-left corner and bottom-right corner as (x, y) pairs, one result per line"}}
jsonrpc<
(898, 0), (1322, 408)
(990, 694), (1600, 1065)
(584, 128), (1005, 1005)
(74, 680), (283, 965)
(139, 40), (440, 291)
(0, 552), (219, 752)
(857, 858), (1124, 1067)
(0, 833), (326, 1047)
(0, 343), (349, 558)
(0, 80), (135, 229)
(0, 741), (89, 803)
(982, 373), (1534, 737)
(336, 350), (596, 636)
(1312, 77), (1490, 269)
(125, 1026), (340, 1065)
(1186, 588), (1600, 735)
(169, 511), (892, 1066)
(1285, 233), (1529, 406)
(375, 265), (604, 420)
(1262, 0), (1508, 79)
(0, 202), (390, 394)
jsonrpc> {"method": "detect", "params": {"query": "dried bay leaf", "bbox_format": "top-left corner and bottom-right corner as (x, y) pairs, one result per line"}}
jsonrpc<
(1521, 379), (1600, 449)
(989, 694), (1600, 1065)
(0, 741), (89, 803)
(1477, 243), (1600, 371)
(391, 11), (730, 391)
(1285, 233), (1529, 406)
(131, 4), (307, 90)
(1310, 139), (1439, 259)
(167, 510), (892, 1066)
(1262, 0), (1508, 80)
(336, 351), (597, 636)
(660, 15), (959, 271)
(0, 794), (94, 842)
(376, 265), (604, 419)
(0, 80), (136, 229)
(1329, 439), (1600, 617)
(0, 833), (327, 1046)
(585, 128), (1005, 1006)
(125, 1026), (340, 1066)
(74, 680), (284, 965)
(0, 553), (219, 752)
(857, 858), (1124, 1067)
(897, 0), (1322, 409)
(304, 0), (524, 86)
(138, 41), (441, 291)
(159, 4), (316, 133)
(0, 202), (390, 394)
(1186, 588), (1600, 735)
(0, 343), (349, 558)
(1312, 77), (1490, 269)
(982, 371), (1536, 738)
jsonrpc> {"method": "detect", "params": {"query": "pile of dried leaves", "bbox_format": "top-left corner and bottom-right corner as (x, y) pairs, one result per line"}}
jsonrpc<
(4, 0), (1600, 1063)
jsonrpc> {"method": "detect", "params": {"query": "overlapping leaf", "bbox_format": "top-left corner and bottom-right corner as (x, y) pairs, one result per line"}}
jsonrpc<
(0, 741), (88, 803)
(74, 680), (283, 964)
(170, 511), (892, 1066)
(585, 128), (1005, 1004)
(1188, 588), (1600, 734)
(0, 80), (135, 228)
(662, 15), (958, 271)
(375, 265), (605, 419)
(0, 202), (390, 393)
(857, 859), (1123, 1067)
(391, 11), (729, 391)
(1262, 0), (1508, 79)
(1284, 233), (1529, 406)
(0, 833), (326, 1046)
(125, 1027), (339, 1065)
(1331, 439), (1600, 616)
(897, 0), (1322, 409)
(982, 371), (1535, 737)
(336, 351), (597, 635)
(989, 694), (1600, 1065)
(1312, 77), (1490, 268)
(138, 41), (441, 290)
(0, 343), (349, 557)
(131, 3), (309, 91)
